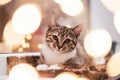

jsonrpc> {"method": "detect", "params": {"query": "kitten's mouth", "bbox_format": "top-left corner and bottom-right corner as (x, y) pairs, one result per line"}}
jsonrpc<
(53, 48), (66, 54)
(53, 50), (61, 54)
(55, 49), (70, 54)
(48, 45), (68, 54)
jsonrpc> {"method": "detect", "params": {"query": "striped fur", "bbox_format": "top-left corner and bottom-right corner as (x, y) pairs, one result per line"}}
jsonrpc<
(46, 26), (77, 54)
(38, 23), (92, 65)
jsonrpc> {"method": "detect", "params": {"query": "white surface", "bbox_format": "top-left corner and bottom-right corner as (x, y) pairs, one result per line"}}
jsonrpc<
(0, 52), (41, 76)
(0, 75), (8, 80)
(0, 57), (7, 76)
(0, 52), (41, 57)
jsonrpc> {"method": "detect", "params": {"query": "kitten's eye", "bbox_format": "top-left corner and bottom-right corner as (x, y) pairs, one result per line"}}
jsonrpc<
(64, 39), (71, 43)
(53, 35), (58, 41)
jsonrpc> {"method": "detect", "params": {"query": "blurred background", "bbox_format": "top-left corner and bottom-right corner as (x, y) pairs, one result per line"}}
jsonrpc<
(0, 0), (120, 77)
(0, 0), (119, 53)
(0, 0), (120, 53)
(0, 0), (89, 52)
(0, 0), (89, 75)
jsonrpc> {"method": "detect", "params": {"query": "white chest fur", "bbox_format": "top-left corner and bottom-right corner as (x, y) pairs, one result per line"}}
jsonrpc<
(41, 43), (77, 65)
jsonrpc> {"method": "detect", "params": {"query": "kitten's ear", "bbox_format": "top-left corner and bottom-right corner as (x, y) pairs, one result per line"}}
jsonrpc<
(72, 24), (83, 37)
(48, 16), (60, 29)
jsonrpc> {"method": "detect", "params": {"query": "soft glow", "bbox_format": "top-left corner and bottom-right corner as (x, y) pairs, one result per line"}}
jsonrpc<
(106, 52), (120, 77)
(3, 21), (25, 47)
(114, 9), (120, 34)
(58, 0), (84, 16)
(54, 72), (79, 80)
(18, 47), (23, 52)
(26, 34), (32, 40)
(37, 44), (43, 49)
(0, 0), (11, 5)
(101, 0), (120, 13)
(12, 4), (42, 34)
(9, 63), (39, 80)
(84, 30), (112, 58)
(22, 43), (30, 48)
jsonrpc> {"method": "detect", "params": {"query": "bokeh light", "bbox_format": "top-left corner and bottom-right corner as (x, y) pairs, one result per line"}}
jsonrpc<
(18, 47), (23, 52)
(84, 30), (112, 58)
(0, 0), (11, 5)
(22, 42), (30, 48)
(12, 4), (42, 34)
(37, 44), (43, 49)
(3, 21), (25, 47)
(26, 34), (32, 40)
(78, 77), (89, 80)
(101, 0), (120, 13)
(54, 72), (79, 80)
(9, 63), (39, 80)
(54, 0), (64, 4)
(106, 52), (120, 77)
(114, 9), (120, 34)
(55, 0), (84, 16)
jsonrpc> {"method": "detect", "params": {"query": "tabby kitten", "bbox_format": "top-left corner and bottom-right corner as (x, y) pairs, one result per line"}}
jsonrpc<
(37, 20), (91, 70)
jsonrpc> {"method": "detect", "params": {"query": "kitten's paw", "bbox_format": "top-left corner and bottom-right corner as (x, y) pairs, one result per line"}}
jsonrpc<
(36, 64), (48, 71)
(48, 64), (63, 70)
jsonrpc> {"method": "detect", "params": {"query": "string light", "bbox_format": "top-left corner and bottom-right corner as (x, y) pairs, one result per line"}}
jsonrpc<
(37, 44), (43, 49)
(22, 43), (30, 48)
(18, 47), (23, 52)
(26, 34), (32, 40)
(12, 4), (42, 34)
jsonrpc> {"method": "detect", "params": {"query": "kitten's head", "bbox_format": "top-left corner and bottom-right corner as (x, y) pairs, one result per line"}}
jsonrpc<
(46, 20), (83, 54)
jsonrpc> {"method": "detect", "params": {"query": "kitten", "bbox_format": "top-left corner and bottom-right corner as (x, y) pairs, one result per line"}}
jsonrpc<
(37, 20), (92, 70)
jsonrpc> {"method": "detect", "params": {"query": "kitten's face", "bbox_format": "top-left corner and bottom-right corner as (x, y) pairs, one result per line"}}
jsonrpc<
(46, 24), (83, 54)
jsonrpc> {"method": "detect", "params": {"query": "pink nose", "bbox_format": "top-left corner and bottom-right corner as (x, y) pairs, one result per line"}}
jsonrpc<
(58, 45), (62, 49)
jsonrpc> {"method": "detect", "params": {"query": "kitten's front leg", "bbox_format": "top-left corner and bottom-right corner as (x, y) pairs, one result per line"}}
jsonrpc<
(36, 64), (48, 71)
(48, 64), (63, 70)
(36, 64), (63, 71)
(36, 53), (49, 71)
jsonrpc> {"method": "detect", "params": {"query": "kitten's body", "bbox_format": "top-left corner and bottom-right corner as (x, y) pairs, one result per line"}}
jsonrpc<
(37, 19), (92, 69)
(42, 42), (77, 65)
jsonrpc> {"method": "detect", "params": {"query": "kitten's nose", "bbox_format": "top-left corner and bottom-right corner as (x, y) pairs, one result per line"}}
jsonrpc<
(58, 45), (62, 49)
(57, 42), (63, 49)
